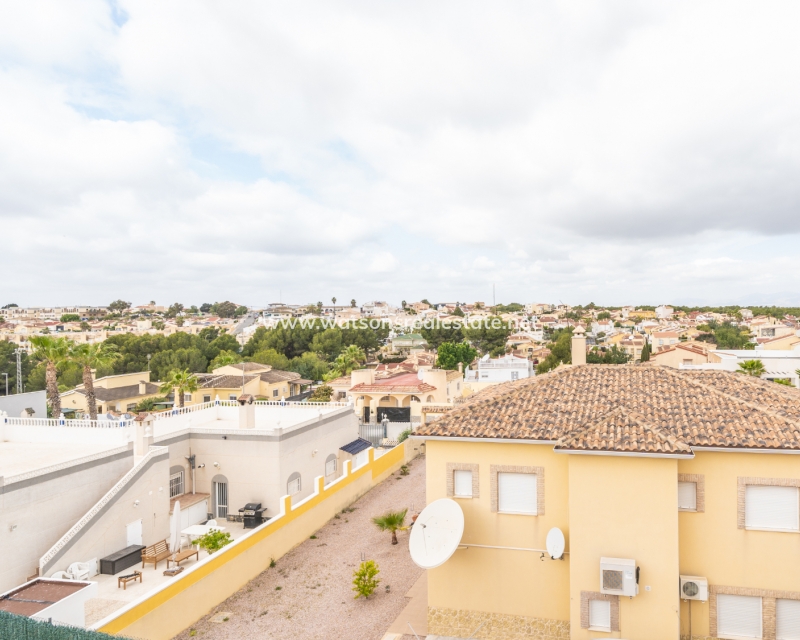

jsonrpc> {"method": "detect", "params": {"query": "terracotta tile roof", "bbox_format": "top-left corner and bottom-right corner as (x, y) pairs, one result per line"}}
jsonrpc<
(351, 372), (437, 394)
(417, 365), (800, 454)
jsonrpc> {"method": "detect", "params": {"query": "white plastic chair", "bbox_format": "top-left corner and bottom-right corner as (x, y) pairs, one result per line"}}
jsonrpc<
(67, 562), (91, 581)
(206, 519), (218, 527)
(49, 571), (71, 580)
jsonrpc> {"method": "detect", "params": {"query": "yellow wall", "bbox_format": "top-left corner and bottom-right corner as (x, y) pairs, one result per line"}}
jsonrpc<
(568, 454), (679, 640)
(97, 440), (421, 640)
(425, 440), (571, 623)
(677, 451), (800, 638)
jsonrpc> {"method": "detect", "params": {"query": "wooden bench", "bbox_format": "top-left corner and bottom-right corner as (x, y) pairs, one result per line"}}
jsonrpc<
(167, 548), (199, 568)
(118, 570), (142, 590)
(141, 540), (171, 570)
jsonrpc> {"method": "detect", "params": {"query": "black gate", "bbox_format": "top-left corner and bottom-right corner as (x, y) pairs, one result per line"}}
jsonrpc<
(377, 407), (411, 422)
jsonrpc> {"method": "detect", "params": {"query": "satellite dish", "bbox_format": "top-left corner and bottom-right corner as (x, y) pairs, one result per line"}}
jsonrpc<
(409, 498), (464, 569)
(546, 527), (566, 560)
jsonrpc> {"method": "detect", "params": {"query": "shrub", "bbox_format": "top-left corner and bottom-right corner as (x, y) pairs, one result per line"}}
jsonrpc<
(398, 429), (411, 443)
(195, 529), (233, 554)
(352, 560), (380, 599)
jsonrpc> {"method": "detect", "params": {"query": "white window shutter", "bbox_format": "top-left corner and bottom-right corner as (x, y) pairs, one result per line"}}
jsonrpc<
(777, 599), (800, 640)
(589, 599), (611, 631)
(717, 594), (762, 639)
(678, 481), (697, 510)
(497, 472), (537, 514)
(454, 470), (473, 497)
(745, 486), (799, 531)
(325, 459), (336, 476)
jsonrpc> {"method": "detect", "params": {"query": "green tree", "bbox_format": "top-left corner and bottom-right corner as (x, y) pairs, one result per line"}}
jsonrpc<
(463, 316), (512, 356)
(70, 342), (120, 419)
(308, 385), (334, 402)
(195, 529), (232, 554)
(640, 341), (651, 362)
(737, 360), (766, 377)
(80, 321), (91, 332)
(352, 560), (380, 599)
(436, 342), (477, 370)
(166, 303), (184, 318)
(150, 349), (207, 381)
(159, 369), (199, 408)
(199, 326), (220, 342)
(108, 299), (131, 313)
(597, 311), (612, 320)
(586, 345), (630, 365)
(210, 301), (238, 318)
(311, 328), (344, 361)
(372, 509), (407, 545)
(235, 305), (248, 317)
(133, 396), (167, 412)
(250, 348), (291, 370)
(332, 297), (337, 306)
(60, 314), (80, 323)
(208, 350), (242, 371)
(28, 336), (71, 416)
(536, 328), (573, 374)
(0, 340), (32, 395)
(452, 306), (465, 317)
(200, 303), (212, 313)
(420, 322), (464, 350)
(325, 345), (366, 380)
(350, 299), (356, 308)
(289, 352), (330, 381)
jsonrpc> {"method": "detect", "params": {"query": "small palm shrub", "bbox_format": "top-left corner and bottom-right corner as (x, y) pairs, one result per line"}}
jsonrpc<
(352, 560), (380, 599)
(372, 509), (407, 545)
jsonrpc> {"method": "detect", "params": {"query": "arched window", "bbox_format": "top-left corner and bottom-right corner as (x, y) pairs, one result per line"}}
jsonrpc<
(410, 395), (420, 402)
(426, 395), (434, 402)
(325, 454), (337, 478)
(287, 472), (301, 495)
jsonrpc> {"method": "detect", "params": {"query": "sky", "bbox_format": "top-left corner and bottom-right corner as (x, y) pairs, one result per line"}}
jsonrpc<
(2, 1), (800, 309)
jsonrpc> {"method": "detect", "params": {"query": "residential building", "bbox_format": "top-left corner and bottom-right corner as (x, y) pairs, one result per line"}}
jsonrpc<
(464, 354), (534, 384)
(651, 343), (713, 368)
(655, 304), (674, 320)
(650, 330), (680, 349)
(416, 358), (800, 640)
(688, 350), (800, 387)
(619, 333), (646, 360)
(61, 372), (162, 416)
(390, 333), (427, 355)
(193, 362), (311, 403)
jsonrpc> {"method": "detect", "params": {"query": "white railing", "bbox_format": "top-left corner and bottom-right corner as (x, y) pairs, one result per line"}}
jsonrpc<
(39, 446), (169, 574)
(253, 400), (350, 408)
(5, 444), (131, 487)
(1, 415), (134, 428)
(151, 401), (218, 421)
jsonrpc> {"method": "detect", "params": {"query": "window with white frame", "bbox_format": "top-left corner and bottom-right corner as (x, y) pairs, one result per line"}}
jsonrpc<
(745, 485), (800, 531)
(184, 393), (192, 402)
(454, 470), (473, 498)
(228, 394), (237, 401)
(497, 472), (537, 515)
(169, 471), (184, 498)
(325, 457), (337, 476)
(717, 594), (762, 640)
(678, 481), (697, 511)
(777, 598), (800, 640)
(287, 473), (301, 495)
(589, 599), (611, 632)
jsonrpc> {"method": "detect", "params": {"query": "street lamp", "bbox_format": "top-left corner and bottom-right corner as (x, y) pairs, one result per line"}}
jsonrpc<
(2, 372), (7, 396)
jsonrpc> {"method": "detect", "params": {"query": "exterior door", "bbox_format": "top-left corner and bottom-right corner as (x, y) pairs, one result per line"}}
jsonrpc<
(126, 519), (143, 546)
(215, 482), (228, 519)
(363, 406), (370, 423)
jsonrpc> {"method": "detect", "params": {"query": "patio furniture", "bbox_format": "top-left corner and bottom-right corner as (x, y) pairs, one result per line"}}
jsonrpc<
(181, 523), (226, 545)
(163, 566), (184, 577)
(141, 540), (171, 570)
(100, 545), (146, 575)
(168, 548), (199, 568)
(117, 571), (142, 590)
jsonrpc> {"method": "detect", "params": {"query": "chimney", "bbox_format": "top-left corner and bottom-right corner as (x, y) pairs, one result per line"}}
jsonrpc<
(458, 362), (463, 374)
(238, 394), (255, 429)
(571, 327), (587, 366)
(139, 381), (147, 395)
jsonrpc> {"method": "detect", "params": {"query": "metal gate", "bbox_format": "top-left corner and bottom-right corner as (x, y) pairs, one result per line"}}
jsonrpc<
(359, 423), (386, 446)
(215, 481), (228, 519)
(377, 407), (411, 422)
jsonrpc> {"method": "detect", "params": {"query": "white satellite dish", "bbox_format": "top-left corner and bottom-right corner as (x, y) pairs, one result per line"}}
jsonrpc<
(409, 498), (465, 569)
(546, 527), (566, 560)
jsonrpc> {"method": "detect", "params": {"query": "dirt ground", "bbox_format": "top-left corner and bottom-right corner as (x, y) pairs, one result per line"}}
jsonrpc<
(174, 455), (426, 640)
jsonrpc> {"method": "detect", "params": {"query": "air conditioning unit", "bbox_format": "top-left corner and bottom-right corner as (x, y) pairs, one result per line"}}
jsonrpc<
(600, 557), (638, 597)
(680, 575), (708, 601)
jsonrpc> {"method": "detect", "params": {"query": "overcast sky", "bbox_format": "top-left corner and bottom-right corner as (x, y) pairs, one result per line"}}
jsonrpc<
(2, 1), (799, 308)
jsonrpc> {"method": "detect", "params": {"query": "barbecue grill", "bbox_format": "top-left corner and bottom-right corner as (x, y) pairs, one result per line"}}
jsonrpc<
(239, 502), (267, 528)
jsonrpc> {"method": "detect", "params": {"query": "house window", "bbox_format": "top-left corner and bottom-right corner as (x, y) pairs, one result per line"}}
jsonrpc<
(126, 403), (137, 411)
(682, 359), (694, 366)
(203, 395), (211, 403)
(777, 598), (800, 639)
(589, 599), (611, 632)
(228, 394), (237, 401)
(717, 594), (762, 639)
(273, 389), (279, 397)
(169, 471), (184, 498)
(745, 485), (800, 531)
(184, 393), (192, 402)
(678, 481), (697, 511)
(454, 470), (473, 498)
(325, 457), (337, 477)
(498, 472), (537, 515)
(287, 472), (301, 495)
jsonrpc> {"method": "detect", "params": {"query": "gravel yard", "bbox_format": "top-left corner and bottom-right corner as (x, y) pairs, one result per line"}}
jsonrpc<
(174, 455), (426, 640)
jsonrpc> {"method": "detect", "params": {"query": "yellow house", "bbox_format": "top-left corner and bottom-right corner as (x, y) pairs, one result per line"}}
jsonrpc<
(190, 362), (312, 403)
(60, 371), (161, 415)
(416, 362), (800, 640)
(651, 342), (712, 368)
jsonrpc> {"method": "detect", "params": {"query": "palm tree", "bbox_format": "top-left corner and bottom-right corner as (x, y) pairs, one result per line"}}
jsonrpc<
(350, 299), (356, 308)
(29, 335), (71, 418)
(159, 369), (199, 408)
(325, 345), (366, 380)
(332, 297), (337, 306)
(738, 359), (766, 377)
(70, 343), (120, 420)
(372, 509), (408, 545)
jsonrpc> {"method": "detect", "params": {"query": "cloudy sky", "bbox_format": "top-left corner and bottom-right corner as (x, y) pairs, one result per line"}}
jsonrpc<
(3, 1), (800, 308)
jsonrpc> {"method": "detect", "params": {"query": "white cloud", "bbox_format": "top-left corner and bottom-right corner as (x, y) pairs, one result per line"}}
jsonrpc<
(1, 0), (800, 306)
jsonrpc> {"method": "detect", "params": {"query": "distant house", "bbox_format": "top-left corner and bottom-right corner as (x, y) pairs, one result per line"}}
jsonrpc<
(465, 353), (534, 383)
(651, 331), (680, 349)
(391, 333), (427, 355)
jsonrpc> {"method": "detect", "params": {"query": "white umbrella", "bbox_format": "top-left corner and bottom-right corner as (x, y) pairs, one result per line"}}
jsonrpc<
(170, 500), (181, 555)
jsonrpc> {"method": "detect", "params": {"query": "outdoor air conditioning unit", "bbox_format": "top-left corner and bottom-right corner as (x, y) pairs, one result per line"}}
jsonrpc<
(680, 575), (708, 601)
(600, 557), (638, 597)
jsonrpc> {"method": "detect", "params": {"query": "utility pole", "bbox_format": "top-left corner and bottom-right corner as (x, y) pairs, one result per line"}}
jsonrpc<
(16, 349), (22, 393)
